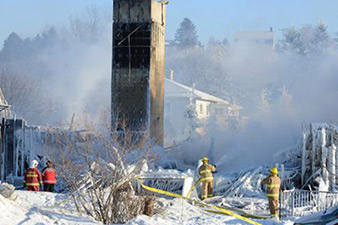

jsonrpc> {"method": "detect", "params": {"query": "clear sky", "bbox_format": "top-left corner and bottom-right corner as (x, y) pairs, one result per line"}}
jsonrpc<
(1, 0), (338, 48)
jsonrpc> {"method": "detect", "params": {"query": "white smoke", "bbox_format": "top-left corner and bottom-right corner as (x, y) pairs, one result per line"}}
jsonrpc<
(0, 4), (112, 125)
(165, 35), (338, 172)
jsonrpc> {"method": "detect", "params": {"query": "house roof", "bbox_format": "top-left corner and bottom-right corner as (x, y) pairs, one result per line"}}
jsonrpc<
(165, 78), (242, 110)
(235, 31), (274, 40)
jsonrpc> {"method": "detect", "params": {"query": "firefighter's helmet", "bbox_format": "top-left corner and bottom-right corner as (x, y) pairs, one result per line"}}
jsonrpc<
(270, 167), (278, 174)
(30, 160), (39, 168)
(202, 157), (209, 162)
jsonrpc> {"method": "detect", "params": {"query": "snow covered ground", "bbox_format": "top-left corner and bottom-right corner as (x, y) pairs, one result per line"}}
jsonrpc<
(0, 190), (295, 225)
(0, 190), (100, 225)
(128, 198), (294, 225)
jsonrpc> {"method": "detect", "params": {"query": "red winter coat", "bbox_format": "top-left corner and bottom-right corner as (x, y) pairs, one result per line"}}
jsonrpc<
(42, 167), (57, 184)
(24, 168), (42, 191)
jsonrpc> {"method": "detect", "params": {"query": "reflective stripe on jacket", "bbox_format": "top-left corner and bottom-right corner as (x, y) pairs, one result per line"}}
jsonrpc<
(198, 164), (216, 181)
(24, 168), (42, 186)
(262, 174), (281, 199)
(42, 167), (57, 184)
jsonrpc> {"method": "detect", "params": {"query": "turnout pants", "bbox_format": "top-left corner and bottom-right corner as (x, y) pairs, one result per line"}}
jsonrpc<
(201, 180), (213, 200)
(27, 186), (40, 192)
(268, 197), (279, 217)
(44, 184), (55, 192)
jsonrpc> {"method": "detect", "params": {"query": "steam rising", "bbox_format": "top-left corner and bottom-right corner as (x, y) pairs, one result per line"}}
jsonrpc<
(1, 5), (338, 171)
(166, 38), (338, 171)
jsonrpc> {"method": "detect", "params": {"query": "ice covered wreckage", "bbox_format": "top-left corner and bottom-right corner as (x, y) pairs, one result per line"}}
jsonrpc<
(301, 123), (338, 191)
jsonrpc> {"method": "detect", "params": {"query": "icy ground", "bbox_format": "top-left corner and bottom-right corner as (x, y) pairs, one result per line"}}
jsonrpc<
(0, 190), (295, 225)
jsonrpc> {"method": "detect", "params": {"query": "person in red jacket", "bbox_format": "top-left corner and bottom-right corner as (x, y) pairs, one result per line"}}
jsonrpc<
(42, 160), (57, 192)
(24, 160), (42, 191)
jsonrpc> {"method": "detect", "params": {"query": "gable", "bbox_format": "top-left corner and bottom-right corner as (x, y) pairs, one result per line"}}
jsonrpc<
(165, 78), (230, 105)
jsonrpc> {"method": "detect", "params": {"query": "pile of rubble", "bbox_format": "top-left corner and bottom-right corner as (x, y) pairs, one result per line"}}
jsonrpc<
(0, 181), (16, 200)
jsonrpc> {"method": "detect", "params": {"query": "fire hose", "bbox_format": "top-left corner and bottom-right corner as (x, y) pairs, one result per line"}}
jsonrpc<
(139, 179), (264, 225)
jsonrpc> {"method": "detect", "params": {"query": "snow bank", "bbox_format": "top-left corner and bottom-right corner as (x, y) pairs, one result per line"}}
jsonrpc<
(0, 189), (297, 225)
(0, 190), (100, 225)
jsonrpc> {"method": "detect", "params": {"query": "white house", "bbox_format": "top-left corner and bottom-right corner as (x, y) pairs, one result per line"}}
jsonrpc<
(235, 29), (275, 49)
(164, 78), (242, 147)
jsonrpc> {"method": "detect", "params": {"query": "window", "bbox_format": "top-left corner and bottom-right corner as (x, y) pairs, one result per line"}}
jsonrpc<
(199, 104), (203, 114)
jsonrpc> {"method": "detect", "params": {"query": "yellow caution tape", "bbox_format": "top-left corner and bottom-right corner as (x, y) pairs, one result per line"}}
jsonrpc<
(184, 177), (270, 220)
(186, 177), (201, 198)
(140, 179), (191, 200)
(42, 199), (72, 209)
(54, 199), (71, 206)
(139, 180), (262, 225)
(226, 207), (270, 220)
(205, 208), (270, 220)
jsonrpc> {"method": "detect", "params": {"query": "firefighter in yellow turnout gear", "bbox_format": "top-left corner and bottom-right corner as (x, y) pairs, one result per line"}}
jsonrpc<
(262, 167), (281, 219)
(198, 157), (216, 200)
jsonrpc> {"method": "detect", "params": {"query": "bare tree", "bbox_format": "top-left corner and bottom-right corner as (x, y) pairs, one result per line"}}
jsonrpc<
(45, 112), (154, 224)
(68, 4), (110, 43)
(0, 68), (57, 124)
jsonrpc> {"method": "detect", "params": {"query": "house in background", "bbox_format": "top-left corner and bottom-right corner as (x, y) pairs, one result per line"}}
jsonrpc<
(164, 77), (242, 148)
(235, 28), (275, 49)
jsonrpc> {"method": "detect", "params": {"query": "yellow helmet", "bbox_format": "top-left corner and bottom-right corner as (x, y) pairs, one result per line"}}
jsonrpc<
(202, 157), (209, 162)
(270, 167), (278, 174)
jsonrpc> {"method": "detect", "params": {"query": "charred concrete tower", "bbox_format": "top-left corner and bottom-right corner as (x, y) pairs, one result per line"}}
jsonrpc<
(112, 0), (167, 146)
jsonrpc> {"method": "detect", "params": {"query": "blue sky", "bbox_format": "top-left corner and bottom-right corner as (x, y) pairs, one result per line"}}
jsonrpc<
(1, 0), (338, 48)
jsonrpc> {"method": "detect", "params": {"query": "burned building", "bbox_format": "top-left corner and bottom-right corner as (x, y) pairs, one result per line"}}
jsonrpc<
(0, 87), (39, 184)
(112, 0), (167, 146)
(301, 123), (338, 191)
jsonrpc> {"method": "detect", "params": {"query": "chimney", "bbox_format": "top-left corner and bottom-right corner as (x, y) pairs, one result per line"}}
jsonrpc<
(192, 83), (196, 93)
(170, 69), (174, 81)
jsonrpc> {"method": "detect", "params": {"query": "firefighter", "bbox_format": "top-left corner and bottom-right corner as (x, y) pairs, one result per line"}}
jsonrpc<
(198, 157), (216, 200)
(262, 166), (281, 219)
(24, 160), (42, 192)
(42, 160), (57, 192)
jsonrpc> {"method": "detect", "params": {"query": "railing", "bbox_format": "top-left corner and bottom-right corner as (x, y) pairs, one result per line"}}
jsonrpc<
(280, 189), (338, 217)
(136, 177), (193, 197)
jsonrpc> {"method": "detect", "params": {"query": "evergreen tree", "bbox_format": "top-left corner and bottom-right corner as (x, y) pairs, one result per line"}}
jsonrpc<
(174, 18), (199, 47)
(282, 27), (304, 54)
(222, 38), (229, 46)
(314, 21), (329, 49)
(33, 26), (58, 50)
(281, 22), (331, 55)
(0, 32), (24, 62)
